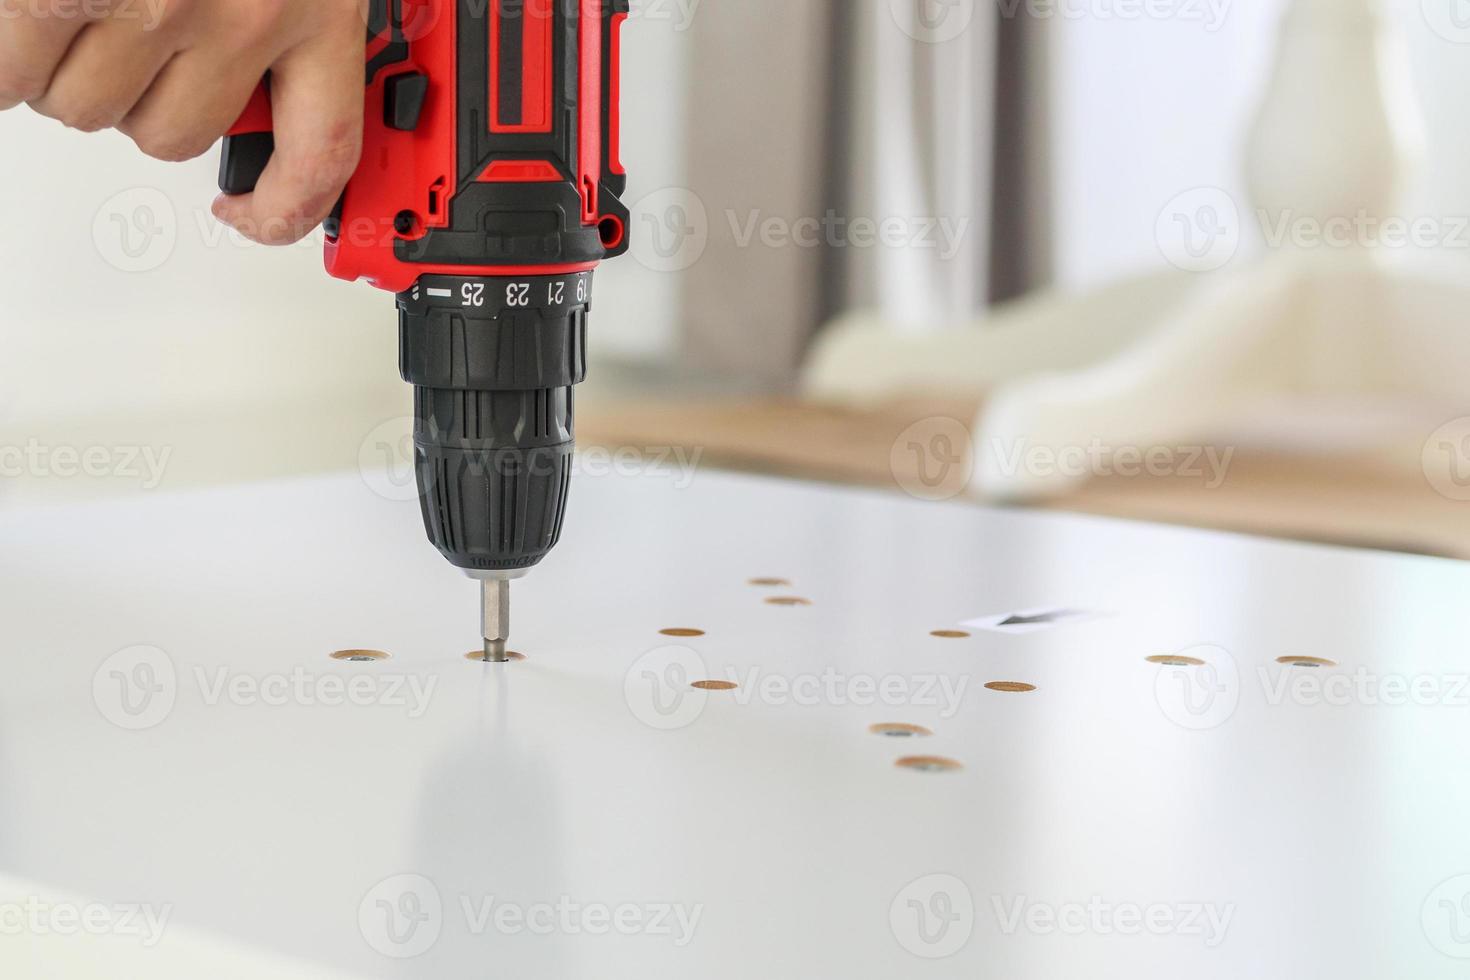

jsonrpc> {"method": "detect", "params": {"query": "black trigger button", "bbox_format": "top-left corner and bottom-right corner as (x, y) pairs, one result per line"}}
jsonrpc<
(385, 72), (429, 132)
(323, 193), (347, 240)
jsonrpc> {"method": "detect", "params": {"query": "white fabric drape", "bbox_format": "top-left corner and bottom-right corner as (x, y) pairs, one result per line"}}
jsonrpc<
(844, 1), (997, 330)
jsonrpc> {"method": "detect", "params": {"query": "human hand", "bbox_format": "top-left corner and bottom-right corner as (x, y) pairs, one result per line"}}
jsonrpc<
(0, 0), (366, 244)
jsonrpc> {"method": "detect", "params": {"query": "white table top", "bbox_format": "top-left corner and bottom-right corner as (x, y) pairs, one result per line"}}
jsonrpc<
(0, 467), (1465, 977)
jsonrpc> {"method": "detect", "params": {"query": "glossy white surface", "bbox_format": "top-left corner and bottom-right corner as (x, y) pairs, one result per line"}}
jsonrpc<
(1, 468), (1467, 977)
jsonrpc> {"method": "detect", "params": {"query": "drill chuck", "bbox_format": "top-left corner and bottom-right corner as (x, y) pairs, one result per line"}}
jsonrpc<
(398, 271), (593, 573)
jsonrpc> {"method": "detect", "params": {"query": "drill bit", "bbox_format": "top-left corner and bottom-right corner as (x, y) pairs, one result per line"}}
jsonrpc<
(481, 578), (511, 662)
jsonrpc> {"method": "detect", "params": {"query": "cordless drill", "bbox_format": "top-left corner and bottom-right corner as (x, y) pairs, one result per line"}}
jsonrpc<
(219, 0), (630, 660)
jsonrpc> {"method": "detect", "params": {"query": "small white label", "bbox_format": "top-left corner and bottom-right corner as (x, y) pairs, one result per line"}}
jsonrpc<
(961, 609), (1104, 634)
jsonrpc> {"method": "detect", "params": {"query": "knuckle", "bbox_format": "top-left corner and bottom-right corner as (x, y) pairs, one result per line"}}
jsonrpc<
(46, 96), (122, 133)
(282, 136), (362, 212)
(312, 135), (363, 184)
(0, 69), (47, 106)
(129, 124), (213, 163)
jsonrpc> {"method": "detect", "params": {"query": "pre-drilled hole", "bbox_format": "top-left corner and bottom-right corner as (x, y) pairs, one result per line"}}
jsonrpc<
(464, 650), (526, 662)
(870, 723), (933, 738)
(748, 577), (791, 587)
(765, 597), (812, 607)
(985, 681), (1036, 693)
(896, 755), (962, 773)
(331, 649), (390, 662)
(1277, 656), (1337, 668)
(691, 680), (737, 691)
(931, 630), (970, 639)
(660, 628), (705, 638)
(1147, 655), (1206, 667)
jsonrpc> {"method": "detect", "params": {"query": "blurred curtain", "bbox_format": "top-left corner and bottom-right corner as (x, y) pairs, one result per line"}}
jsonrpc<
(679, 1), (1047, 386)
(989, 2), (1053, 303)
(680, 0), (839, 388)
(838, 1), (997, 331)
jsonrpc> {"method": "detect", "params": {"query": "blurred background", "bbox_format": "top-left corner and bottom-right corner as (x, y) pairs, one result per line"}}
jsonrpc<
(5, 0), (1470, 555)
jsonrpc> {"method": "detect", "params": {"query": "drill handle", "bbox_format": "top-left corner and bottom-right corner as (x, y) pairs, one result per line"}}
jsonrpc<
(218, 82), (274, 195)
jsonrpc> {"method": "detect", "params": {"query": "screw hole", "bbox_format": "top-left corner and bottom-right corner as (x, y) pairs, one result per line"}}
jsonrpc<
(1277, 656), (1337, 668)
(1147, 655), (1206, 667)
(870, 723), (933, 738)
(331, 649), (390, 662)
(896, 755), (962, 773)
(985, 681), (1036, 693)
(464, 650), (526, 662)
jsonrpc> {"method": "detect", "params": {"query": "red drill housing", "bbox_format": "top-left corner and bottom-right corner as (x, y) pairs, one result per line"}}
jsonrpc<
(220, 0), (631, 575)
(222, 0), (629, 291)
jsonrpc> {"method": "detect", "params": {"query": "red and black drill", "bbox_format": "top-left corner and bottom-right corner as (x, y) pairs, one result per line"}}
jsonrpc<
(219, 0), (630, 660)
